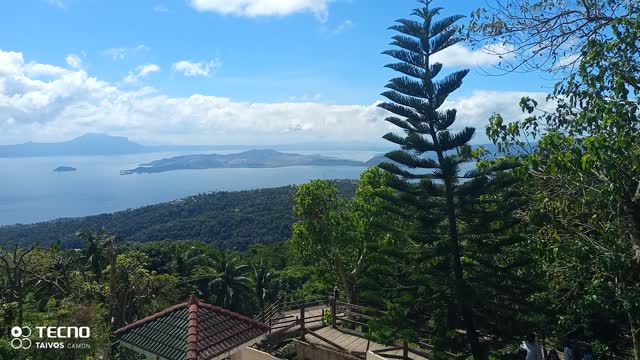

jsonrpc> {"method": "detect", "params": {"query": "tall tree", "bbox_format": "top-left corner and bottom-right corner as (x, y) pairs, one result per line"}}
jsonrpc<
(377, 1), (483, 357)
(377, 1), (540, 357)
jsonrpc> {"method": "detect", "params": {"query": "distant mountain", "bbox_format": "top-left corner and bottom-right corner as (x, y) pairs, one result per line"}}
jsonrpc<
(0, 134), (393, 158)
(0, 133), (144, 157)
(0, 181), (358, 250)
(362, 154), (394, 167)
(121, 149), (364, 174)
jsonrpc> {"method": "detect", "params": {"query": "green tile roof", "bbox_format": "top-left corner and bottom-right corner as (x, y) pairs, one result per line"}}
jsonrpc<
(115, 296), (270, 360)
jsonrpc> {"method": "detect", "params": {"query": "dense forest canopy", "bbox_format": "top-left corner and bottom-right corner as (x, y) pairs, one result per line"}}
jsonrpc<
(0, 181), (357, 250)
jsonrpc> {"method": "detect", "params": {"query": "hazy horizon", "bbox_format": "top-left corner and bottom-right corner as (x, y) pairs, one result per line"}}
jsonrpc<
(0, 132), (395, 149)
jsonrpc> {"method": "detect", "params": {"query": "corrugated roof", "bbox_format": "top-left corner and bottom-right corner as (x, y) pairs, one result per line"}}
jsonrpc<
(115, 295), (270, 360)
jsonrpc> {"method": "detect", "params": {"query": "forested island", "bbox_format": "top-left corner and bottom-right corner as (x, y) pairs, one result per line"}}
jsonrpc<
(120, 147), (505, 175)
(53, 166), (76, 172)
(120, 149), (364, 174)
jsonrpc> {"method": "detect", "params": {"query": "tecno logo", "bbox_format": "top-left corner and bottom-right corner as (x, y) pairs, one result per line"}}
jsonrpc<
(11, 326), (32, 349)
(10, 326), (91, 350)
(34, 326), (90, 339)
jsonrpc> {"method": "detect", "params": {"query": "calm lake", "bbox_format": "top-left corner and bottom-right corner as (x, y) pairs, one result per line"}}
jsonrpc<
(0, 150), (378, 226)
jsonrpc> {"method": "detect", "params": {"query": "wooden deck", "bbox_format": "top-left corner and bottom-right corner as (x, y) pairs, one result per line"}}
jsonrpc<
(305, 326), (428, 360)
(271, 305), (328, 333)
(266, 302), (430, 359)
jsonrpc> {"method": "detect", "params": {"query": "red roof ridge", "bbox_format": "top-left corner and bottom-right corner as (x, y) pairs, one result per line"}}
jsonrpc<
(187, 297), (199, 360)
(114, 295), (270, 335)
(114, 302), (189, 335)
(195, 299), (271, 330)
(115, 295), (271, 360)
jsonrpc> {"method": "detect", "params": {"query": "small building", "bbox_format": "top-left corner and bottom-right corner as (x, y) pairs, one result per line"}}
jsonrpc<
(114, 295), (272, 360)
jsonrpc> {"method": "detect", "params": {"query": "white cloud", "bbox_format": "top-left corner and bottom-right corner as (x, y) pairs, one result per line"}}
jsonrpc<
(24, 63), (71, 78)
(431, 43), (515, 67)
(287, 93), (323, 102)
(103, 45), (150, 61)
(556, 53), (580, 68)
(65, 54), (82, 69)
(153, 4), (169, 12)
(123, 64), (161, 84)
(326, 19), (352, 36)
(0, 50), (24, 76)
(0, 49), (550, 146)
(137, 64), (160, 77)
(188, 0), (330, 20)
(444, 91), (552, 134)
(172, 59), (222, 77)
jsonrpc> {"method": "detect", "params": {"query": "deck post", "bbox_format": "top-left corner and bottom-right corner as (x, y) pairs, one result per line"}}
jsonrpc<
(300, 298), (306, 341)
(402, 340), (409, 360)
(331, 287), (339, 328)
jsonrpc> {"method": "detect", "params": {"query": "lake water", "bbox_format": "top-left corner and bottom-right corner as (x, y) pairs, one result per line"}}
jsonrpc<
(0, 150), (379, 226)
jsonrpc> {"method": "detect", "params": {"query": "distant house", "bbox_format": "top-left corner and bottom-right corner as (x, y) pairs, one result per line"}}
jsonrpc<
(114, 295), (273, 360)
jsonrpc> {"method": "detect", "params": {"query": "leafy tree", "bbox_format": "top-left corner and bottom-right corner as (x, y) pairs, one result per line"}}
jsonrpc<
(109, 251), (181, 328)
(291, 168), (398, 303)
(0, 244), (36, 328)
(485, 14), (640, 357)
(468, 0), (639, 73)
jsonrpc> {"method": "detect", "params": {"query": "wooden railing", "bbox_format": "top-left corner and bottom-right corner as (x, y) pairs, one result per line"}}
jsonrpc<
(261, 288), (458, 360)
(334, 300), (383, 329)
(257, 298), (283, 323)
(280, 295), (326, 312)
(270, 297), (327, 331)
(328, 290), (457, 360)
(258, 294), (332, 335)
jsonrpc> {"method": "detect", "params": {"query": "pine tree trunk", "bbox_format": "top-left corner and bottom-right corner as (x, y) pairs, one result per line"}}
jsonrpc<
(442, 170), (485, 360)
(630, 312), (640, 360)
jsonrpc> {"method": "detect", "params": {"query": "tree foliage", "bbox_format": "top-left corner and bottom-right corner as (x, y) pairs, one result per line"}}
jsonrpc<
(291, 168), (400, 303)
(0, 182), (357, 251)
(485, 10), (640, 359)
(468, 0), (639, 73)
(371, 1), (543, 358)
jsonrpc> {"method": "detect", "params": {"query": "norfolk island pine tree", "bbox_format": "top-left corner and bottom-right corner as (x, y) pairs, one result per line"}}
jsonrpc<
(375, 1), (540, 358)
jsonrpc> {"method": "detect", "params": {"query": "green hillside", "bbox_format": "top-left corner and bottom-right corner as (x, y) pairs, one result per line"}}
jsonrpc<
(0, 180), (357, 250)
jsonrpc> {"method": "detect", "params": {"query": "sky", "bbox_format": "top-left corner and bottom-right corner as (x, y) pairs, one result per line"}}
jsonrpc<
(0, 0), (558, 146)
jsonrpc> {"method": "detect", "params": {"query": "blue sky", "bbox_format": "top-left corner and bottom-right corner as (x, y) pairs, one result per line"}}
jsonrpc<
(0, 0), (555, 145)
